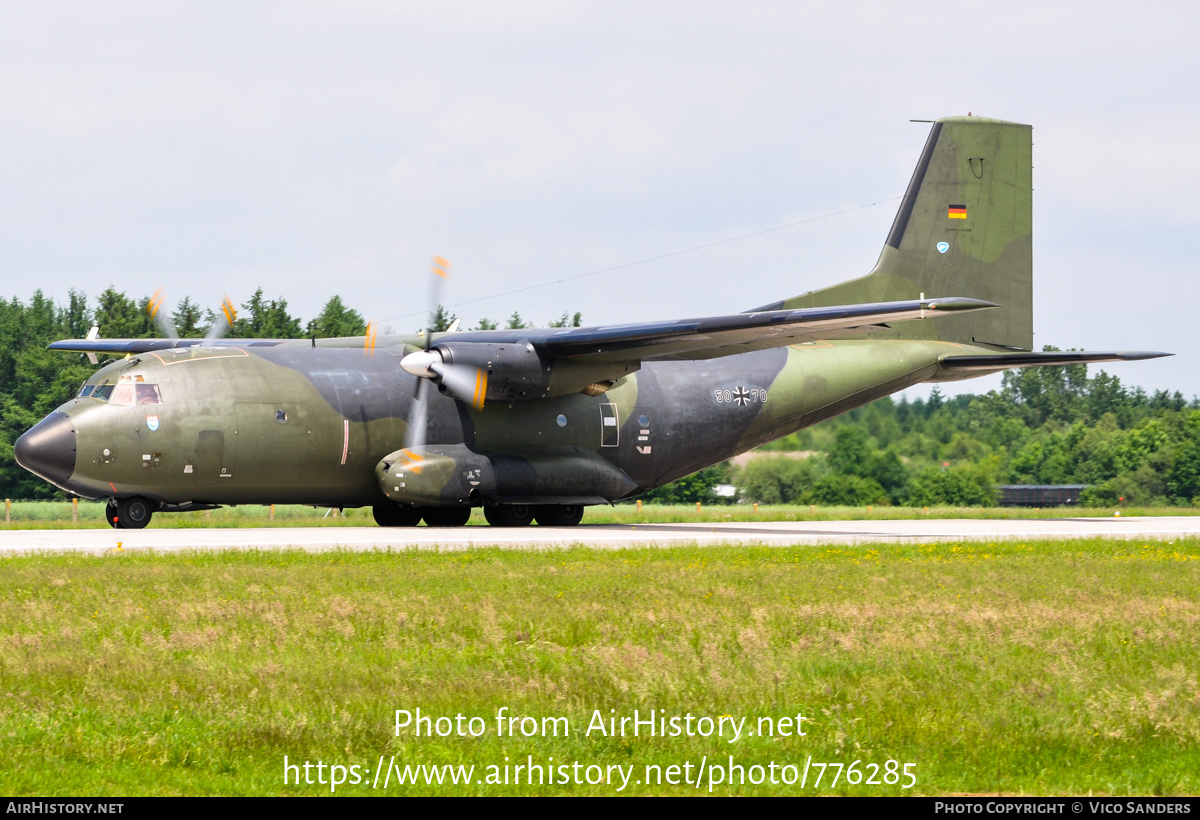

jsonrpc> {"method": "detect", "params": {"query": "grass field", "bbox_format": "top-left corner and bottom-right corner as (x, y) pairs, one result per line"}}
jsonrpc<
(1, 537), (1197, 795)
(1, 500), (1196, 529)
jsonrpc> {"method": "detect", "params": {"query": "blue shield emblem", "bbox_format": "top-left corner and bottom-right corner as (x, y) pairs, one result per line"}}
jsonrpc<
(147, 415), (159, 432)
(936, 241), (949, 254)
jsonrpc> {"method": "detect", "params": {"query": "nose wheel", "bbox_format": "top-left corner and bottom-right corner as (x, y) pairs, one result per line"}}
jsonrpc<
(107, 497), (154, 529)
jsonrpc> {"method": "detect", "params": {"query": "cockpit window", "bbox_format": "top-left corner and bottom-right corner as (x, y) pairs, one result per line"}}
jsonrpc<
(88, 379), (162, 405)
(136, 384), (162, 405)
(77, 384), (94, 398)
(109, 384), (135, 406)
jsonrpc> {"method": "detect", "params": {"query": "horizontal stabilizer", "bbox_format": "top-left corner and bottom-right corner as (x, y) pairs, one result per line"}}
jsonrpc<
(941, 351), (1171, 371)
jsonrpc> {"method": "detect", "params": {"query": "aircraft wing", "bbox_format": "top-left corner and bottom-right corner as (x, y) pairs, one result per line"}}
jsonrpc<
(450, 296), (997, 363)
(47, 337), (293, 355)
(48, 296), (996, 361)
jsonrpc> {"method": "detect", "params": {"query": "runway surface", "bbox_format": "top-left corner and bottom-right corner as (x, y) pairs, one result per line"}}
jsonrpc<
(1, 516), (1198, 554)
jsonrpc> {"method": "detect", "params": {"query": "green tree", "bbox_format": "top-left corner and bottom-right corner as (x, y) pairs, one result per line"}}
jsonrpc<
(548, 312), (583, 328)
(0, 292), (96, 498)
(93, 287), (156, 338)
(636, 464), (732, 504)
(307, 296), (367, 338)
(802, 474), (889, 506)
(828, 426), (872, 476)
(63, 289), (91, 338)
(736, 455), (824, 503)
(229, 289), (302, 339)
(172, 296), (208, 338)
(428, 305), (457, 333)
(907, 464), (996, 507)
(1167, 412), (1200, 502)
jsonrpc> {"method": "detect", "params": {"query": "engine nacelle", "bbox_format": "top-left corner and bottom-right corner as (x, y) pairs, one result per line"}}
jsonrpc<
(434, 341), (550, 402)
(408, 342), (640, 404)
(375, 444), (638, 507)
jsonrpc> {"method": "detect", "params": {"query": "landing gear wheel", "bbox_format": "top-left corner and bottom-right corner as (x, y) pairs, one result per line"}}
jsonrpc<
(421, 507), (472, 527)
(484, 504), (534, 527)
(104, 501), (118, 529)
(116, 496), (154, 529)
(534, 504), (585, 527)
(372, 503), (422, 527)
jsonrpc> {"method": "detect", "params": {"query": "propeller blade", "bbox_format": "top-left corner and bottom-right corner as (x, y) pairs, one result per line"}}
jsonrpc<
(147, 287), (178, 339)
(403, 377), (429, 451)
(425, 256), (449, 352)
(203, 294), (238, 344)
(364, 320), (377, 356)
(401, 255), (454, 452)
(400, 256), (457, 451)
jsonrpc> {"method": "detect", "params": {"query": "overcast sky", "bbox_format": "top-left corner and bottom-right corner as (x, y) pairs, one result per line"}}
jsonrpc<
(1, 1), (1196, 397)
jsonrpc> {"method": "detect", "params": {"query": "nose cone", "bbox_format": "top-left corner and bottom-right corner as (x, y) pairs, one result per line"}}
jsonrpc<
(14, 412), (77, 488)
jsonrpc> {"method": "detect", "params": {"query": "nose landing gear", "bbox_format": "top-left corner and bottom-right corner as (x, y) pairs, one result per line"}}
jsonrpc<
(106, 496), (154, 529)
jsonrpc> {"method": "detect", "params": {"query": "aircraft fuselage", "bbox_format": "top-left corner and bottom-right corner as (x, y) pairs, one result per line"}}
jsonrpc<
(18, 337), (972, 509)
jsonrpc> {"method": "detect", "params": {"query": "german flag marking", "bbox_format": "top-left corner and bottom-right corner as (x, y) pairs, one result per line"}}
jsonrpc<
(948, 204), (968, 219)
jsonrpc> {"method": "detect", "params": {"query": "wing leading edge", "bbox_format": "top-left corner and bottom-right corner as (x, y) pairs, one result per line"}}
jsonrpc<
(47, 337), (294, 355)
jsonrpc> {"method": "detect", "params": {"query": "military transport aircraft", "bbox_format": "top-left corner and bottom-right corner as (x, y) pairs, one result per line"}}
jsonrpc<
(14, 115), (1168, 528)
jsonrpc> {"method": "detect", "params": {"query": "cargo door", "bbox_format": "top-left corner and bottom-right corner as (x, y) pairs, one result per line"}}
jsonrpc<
(233, 402), (311, 484)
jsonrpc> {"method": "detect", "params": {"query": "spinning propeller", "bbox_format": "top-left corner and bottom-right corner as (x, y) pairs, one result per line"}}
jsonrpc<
(146, 289), (238, 344)
(400, 257), (486, 451)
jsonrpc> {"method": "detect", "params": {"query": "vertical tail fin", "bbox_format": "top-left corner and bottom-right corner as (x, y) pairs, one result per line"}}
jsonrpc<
(774, 116), (1033, 350)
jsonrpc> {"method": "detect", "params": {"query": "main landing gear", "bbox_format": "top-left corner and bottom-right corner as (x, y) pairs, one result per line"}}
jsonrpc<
(482, 504), (584, 527)
(106, 496), (154, 529)
(372, 503), (585, 528)
(371, 504), (470, 528)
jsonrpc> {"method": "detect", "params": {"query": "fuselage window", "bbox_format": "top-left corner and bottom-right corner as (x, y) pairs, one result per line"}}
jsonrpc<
(77, 384), (94, 398)
(92, 384), (114, 401)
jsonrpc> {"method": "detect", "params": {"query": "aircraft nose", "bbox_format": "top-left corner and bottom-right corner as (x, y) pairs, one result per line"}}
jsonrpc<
(14, 411), (77, 487)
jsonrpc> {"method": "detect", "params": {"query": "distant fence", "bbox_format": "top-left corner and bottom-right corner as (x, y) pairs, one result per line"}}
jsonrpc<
(997, 485), (1089, 508)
